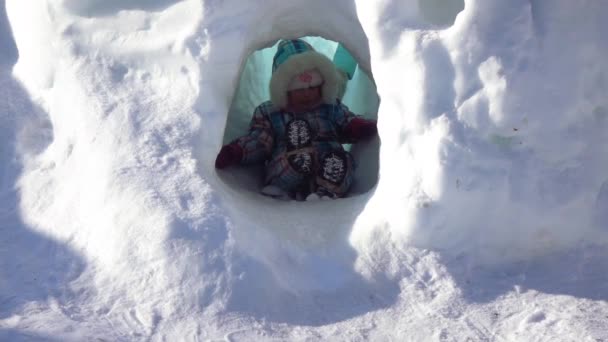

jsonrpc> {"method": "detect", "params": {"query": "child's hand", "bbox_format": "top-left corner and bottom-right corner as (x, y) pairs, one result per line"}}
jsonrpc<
(215, 144), (244, 169)
(344, 118), (377, 141)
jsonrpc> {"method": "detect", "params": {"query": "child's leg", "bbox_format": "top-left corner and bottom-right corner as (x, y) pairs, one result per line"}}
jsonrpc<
(264, 152), (312, 194)
(315, 151), (354, 198)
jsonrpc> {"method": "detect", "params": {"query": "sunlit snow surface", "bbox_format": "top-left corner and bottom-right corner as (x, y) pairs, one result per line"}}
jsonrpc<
(1, 0), (608, 340)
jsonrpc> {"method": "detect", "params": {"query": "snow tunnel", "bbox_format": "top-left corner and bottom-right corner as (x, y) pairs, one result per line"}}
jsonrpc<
(218, 36), (380, 198)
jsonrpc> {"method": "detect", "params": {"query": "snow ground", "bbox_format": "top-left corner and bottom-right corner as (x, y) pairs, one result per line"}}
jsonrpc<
(1, 0), (608, 340)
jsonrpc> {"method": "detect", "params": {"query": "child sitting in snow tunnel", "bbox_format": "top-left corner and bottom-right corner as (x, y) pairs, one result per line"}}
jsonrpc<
(215, 39), (377, 200)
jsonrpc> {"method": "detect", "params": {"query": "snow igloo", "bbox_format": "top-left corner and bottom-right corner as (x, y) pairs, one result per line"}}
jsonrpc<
(202, 0), (607, 261)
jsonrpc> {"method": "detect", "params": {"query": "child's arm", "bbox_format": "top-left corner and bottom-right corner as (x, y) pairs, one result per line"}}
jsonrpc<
(333, 102), (377, 143)
(215, 105), (274, 169)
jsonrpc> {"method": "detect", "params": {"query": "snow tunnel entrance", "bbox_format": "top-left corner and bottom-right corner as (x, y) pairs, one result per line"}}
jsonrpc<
(219, 36), (380, 199)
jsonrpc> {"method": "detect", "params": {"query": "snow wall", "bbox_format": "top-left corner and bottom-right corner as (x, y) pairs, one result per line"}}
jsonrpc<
(3, 0), (608, 338)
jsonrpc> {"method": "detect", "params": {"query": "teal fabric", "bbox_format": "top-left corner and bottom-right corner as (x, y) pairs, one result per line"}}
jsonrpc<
(333, 44), (357, 80)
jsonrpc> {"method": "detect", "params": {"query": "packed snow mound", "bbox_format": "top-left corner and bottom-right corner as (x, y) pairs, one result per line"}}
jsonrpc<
(355, 0), (608, 262)
(2, 0), (608, 339)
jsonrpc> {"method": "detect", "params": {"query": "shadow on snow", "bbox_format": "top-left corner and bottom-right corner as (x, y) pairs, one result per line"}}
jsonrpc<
(0, 3), (86, 336)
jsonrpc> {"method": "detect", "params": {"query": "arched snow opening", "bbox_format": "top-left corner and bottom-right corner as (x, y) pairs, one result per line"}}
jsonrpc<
(218, 36), (380, 198)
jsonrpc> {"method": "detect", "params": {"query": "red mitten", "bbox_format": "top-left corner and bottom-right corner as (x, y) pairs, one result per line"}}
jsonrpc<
(215, 143), (243, 169)
(344, 118), (377, 141)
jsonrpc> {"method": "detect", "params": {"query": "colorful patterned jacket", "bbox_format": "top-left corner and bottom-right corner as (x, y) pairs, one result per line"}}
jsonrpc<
(233, 100), (362, 188)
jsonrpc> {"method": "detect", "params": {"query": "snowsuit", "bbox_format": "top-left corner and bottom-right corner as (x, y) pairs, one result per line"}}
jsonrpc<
(233, 99), (360, 197)
(216, 38), (376, 198)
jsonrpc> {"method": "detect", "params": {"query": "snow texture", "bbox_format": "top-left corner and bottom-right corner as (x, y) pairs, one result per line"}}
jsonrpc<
(1, 0), (608, 340)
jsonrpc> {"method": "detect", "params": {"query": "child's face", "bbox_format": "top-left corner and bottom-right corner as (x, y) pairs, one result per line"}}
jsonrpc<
(287, 86), (322, 111)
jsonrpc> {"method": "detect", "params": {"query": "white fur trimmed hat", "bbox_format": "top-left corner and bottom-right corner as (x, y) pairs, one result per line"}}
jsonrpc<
(270, 39), (340, 108)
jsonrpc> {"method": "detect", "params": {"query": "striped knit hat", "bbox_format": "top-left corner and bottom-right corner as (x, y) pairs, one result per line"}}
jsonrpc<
(269, 39), (340, 108)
